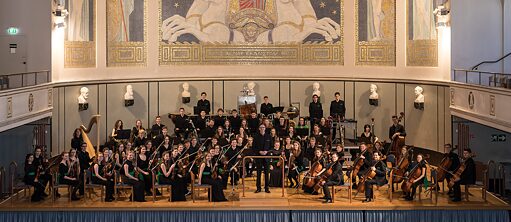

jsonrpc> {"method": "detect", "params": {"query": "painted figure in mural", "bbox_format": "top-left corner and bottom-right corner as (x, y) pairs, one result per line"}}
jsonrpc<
(412, 0), (436, 40)
(107, 0), (144, 42)
(367, 0), (384, 41)
(66, 0), (91, 41)
(161, 0), (340, 43)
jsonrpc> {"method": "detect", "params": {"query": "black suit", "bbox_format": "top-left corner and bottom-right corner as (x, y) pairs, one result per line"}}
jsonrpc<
(330, 99), (346, 119)
(309, 101), (323, 124)
(389, 124), (406, 140)
(228, 115), (242, 133)
(197, 99), (211, 114)
(322, 161), (344, 200)
(260, 103), (274, 117)
(453, 157), (476, 200)
(252, 131), (272, 190)
(364, 161), (388, 198)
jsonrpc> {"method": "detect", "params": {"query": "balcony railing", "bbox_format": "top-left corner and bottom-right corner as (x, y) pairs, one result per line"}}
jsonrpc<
(452, 69), (511, 89)
(0, 70), (51, 90)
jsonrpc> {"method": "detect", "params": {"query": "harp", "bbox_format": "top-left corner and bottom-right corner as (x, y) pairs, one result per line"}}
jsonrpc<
(80, 115), (101, 159)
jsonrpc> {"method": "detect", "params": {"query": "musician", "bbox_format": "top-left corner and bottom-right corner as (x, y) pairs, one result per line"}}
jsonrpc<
(159, 150), (187, 201)
(198, 152), (227, 201)
(304, 137), (319, 161)
(359, 124), (376, 145)
(287, 126), (298, 141)
(133, 129), (147, 148)
(69, 149), (83, 195)
(283, 137), (293, 151)
(136, 145), (154, 196)
(247, 112), (260, 136)
(451, 148), (476, 202)
(214, 108), (226, 129)
(91, 152), (115, 202)
(77, 142), (92, 196)
(252, 124), (272, 193)
(334, 144), (345, 165)
(272, 111), (283, 127)
(126, 141), (134, 153)
(174, 108), (191, 140)
(71, 128), (83, 150)
(268, 140), (284, 187)
(320, 152), (344, 203)
(288, 141), (304, 188)
(389, 115), (406, 140)
(275, 116), (288, 137)
(33, 147), (50, 189)
(114, 143), (126, 169)
(260, 96), (274, 117)
(201, 119), (216, 140)
(330, 92), (346, 120)
(319, 118), (331, 139)
(215, 127), (229, 146)
(240, 119), (250, 136)
(228, 109), (242, 134)
(58, 152), (80, 201)
(238, 127), (249, 142)
(131, 119), (145, 143)
(24, 154), (47, 202)
(152, 126), (170, 149)
(351, 143), (372, 189)
(270, 128), (279, 146)
(224, 119), (234, 138)
(362, 151), (388, 203)
(111, 120), (124, 140)
(197, 92), (211, 115)
(194, 110), (208, 135)
(444, 144), (460, 195)
(223, 139), (241, 187)
(121, 151), (146, 202)
(309, 94), (323, 124)
(151, 116), (165, 138)
(303, 149), (327, 194)
(404, 153), (427, 201)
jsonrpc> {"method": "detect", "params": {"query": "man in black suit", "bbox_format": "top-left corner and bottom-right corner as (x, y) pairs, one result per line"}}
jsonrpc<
(444, 144), (460, 195)
(197, 92), (211, 115)
(389, 115), (406, 140)
(451, 149), (476, 202)
(252, 124), (272, 193)
(260, 96), (274, 117)
(77, 142), (92, 195)
(309, 94), (323, 124)
(174, 108), (190, 140)
(320, 152), (344, 203)
(228, 109), (242, 134)
(151, 116), (165, 139)
(363, 151), (388, 202)
(330, 92), (346, 120)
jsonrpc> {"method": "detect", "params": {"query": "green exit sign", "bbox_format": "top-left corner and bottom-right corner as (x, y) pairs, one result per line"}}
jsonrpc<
(6, 27), (19, 35)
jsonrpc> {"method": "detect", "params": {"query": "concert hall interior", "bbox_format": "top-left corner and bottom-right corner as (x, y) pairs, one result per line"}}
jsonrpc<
(0, 0), (511, 222)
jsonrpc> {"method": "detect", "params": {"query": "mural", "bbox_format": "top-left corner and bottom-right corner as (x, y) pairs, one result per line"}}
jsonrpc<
(63, 0), (95, 68)
(107, 0), (146, 67)
(159, 0), (343, 65)
(356, 0), (395, 66)
(407, 0), (438, 66)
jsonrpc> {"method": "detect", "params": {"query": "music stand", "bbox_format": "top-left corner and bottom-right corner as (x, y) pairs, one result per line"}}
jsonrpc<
(115, 129), (131, 140)
(273, 106), (284, 113)
(193, 106), (199, 115)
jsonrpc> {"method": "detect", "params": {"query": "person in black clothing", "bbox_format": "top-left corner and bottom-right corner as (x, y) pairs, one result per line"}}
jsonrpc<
(197, 92), (211, 115)
(330, 92), (346, 138)
(33, 147), (51, 190)
(165, 149), (188, 201)
(77, 142), (92, 195)
(247, 112), (260, 136)
(199, 152), (227, 202)
(121, 151), (146, 202)
(309, 94), (323, 125)
(275, 116), (288, 137)
(137, 145), (154, 196)
(194, 110), (208, 136)
(389, 115), (406, 140)
(24, 154), (47, 202)
(252, 124), (272, 193)
(214, 108), (226, 129)
(201, 119), (216, 139)
(58, 152), (80, 201)
(228, 109), (242, 134)
(320, 152), (344, 203)
(91, 152), (115, 202)
(222, 139), (241, 187)
(351, 143), (372, 189)
(131, 119), (145, 143)
(152, 126), (170, 149)
(71, 128), (83, 150)
(451, 149), (476, 202)
(260, 96), (274, 117)
(359, 124), (375, 145)
(444, 144), (460, 195)
(268, 140), (285, 187)
(151, 116), (165, 139)
(404, 154), (427, 201)
(174, 108), (191, 140)
(363, 151), (388, 203)
(133, 129), (147, 148)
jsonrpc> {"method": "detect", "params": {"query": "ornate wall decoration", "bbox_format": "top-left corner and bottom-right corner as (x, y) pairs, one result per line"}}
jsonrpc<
(450, 88), (454, 105)
(7, 97), (12, 118)
(48, 88), (53, 107)
(406, 0), (438, 66)
(355, 0), (396, 66)
(64, 0), (96, 68)
(28, 93), (34, 112)
(490, 95), (495, 116)
(107, 0), (147, 67)
(159, 0), (343, 65)
(468, 91), (474, 109)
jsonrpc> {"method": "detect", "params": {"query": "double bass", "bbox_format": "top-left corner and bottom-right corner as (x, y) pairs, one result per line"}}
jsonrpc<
(388, 112), (405, 157)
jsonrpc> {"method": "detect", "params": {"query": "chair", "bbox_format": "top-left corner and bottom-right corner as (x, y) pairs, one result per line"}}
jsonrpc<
(151, 170), (172, 202)
(190, 172), (212, 202)
(51, 172), (72, 203)
(331, 173), (352, 203)
(465, 182), (487, 202)
(83, 169), (104, 202)
(114, 170), (134, 202)
(9, 162), (32, 204)
(372, 170), (393, 202)
(417, 168), (439, 204)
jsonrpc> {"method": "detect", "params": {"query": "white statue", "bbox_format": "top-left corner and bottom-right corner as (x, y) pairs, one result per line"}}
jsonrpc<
(78, 87), (89, 104)
(247, 82), (256, 96)
(369, 84), (379, 99)
(124, 85), (134, 100)
(181, 82), (191, 103)
(312, 82), (321, 98)
(414, 86), (425, 103)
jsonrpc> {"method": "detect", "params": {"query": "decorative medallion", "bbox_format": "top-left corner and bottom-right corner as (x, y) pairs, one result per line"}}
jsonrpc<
(490, 95), (495, 116)
(28, 93), (34, 112)
(7, 97), (12, 118)
(468, 91), (475, 109)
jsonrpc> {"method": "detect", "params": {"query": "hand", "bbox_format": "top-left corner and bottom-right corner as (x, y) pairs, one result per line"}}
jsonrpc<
(320, 181), (326, 186)
(134, 178), (139, 181)
(269, 165), (274, 171)
(371, 166), (376, 171)
(198, 181), (201, 185)
(175, 128), (180, 131)
(102, 177), (107, 181)
(259, 151), (267, 155)
(144, 171), (149, 176)
(34, 178), (39, 183)
(360, 155), (365, 159)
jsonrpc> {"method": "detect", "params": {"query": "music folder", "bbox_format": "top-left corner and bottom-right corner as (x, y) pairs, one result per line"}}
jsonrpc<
(115, 129), (131, 140)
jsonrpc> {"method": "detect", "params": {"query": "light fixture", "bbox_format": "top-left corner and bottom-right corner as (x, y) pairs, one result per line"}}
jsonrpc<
(434, 3), (450, 28)
(52, 3), (68, 28)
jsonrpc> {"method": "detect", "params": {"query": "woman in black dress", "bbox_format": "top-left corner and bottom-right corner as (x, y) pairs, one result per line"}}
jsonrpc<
(121, 151), (146, 202)
(58, 152), (80, 201)
(137, 145), (153, 195)
(359, 124), (375, 145)
(159, 150), (187, 201)
(24, 154), (47, 201)
(91, 152), (115, 202)
(288, 141), (305, 188)
(268, 140), (284, 187)
(198, 152), (227, 202)
(71, 128), (83, 150)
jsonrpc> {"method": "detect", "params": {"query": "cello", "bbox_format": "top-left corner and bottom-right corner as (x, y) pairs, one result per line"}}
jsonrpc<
(350, 148), (369, 180)
(401, 155), (429, 193)
(355, 160), (384, 195)
(392, 146), (411, 184)
(448, 160), (467, 189)
(303, 153), (326, 189)
(311, 162), (334, 193)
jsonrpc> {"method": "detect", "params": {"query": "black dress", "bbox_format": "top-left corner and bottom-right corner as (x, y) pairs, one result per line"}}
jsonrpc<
(58, 162), (80, 199)
(120, 160), (145, 202)
(91, 163), (115, 201)
(201, 164), (227, 202)
(137, 154), (153, 195)
(268, 149), (284, 187)
(158, 160), (187, 201)
(24, 163), (46, 201)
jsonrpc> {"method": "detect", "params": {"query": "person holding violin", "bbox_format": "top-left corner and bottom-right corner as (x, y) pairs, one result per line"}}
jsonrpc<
(58, 152), (80, 201)
(288, 141), (304, 188)
(451, 148), (476, 202)
(223, 139), (242, 188)
(33, 147), (51, 193)
(24, 154), (47, 202)
(319, 152), (344, 203)
(268, 140), (285, 187)
(121, 151), (146, 202)
(404, 153), (427, 201)
(198, 152), (227, 202)
(161, 149), (187, 201)
(362, 151), (387, 203)
(91, 152), (115, 202)
(137, 145), (155, 196)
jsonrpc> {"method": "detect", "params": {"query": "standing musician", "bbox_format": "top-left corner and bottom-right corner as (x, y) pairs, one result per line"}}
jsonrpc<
(223, 139), (242, 187)
(268, 140), (284, 187)
(444, 144), (460, 195)
(137, 145), (154, 196)
(91, 152), (115, 202)
(69, 149), (83, 195)
(404, 153), (427, 201)
(252, 124), (272, 193)
(77, 142), (92, 196)
(451, 148), (476, 202)
(309, 94), (323, 125)
(24, 154), (47, 202)
(362, 151), (388, 203)
(121, 151), (146, 202)
(71, 128), (83, 150)
(198, 152), (227, 201)
(151, 116), (165, 139)
(228, 109), (242, 134)
(110, 120), (124, 145)
(159, 150), (187, 201)
(58, 152), (80, 201)
(247, 112), (260, 136)
(201, 119), (216, 141)
(275, 116), (288, 137)
(319, 152), (344, 203)
(389, 115), (406, 141)
(330, 92), (346, 141)
(174, 108), (191, 141)
(214, 108), (226, 129)
(260, 96), (274, 117)
(197, 92), (211, 115)
(194, 110), (208, 136)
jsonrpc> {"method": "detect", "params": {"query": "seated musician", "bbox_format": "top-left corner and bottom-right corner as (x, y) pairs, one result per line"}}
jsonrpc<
(69, 149), (84, 195)
(362, 151), (388, 203)
(304, 137), (319, 163)
(319, 152), (344, 203)
(351, 143), (372, 189)
(58, 152), (80, 201)
(24, 154), (47, 202)
(159, 150), (187, 201)
(404, 153), (427, 201)
(223, 139), (241, 188)
(451, 148), (476, 202)
(91, 152), (115, 202)
(137, 145), (155, 196)
(153, 126), (170, 147)
(275, 116), (288, 137)
(359, 124), (375, 145)
(224, 119), (234, 137)
(198, 152), (228, 202)
(133, 129), (147, 148)
(287, 126), (298, 141)
(311, 124), (326, 148)
(247, 112), (259, 136)
(215, 126), (229, 146)
(194, 110), (208, 136)
(214, 108), (226, 129)
(175, 108), (191, 141)
(120, 151), (146, 202)
(334, 144), (345, 165)
(444, 144), (460, 195)
(131, 119), (145, 143)
(151, 116), (165, 139)
(319, 117), (331, 141)
(288, 141), (305, 188)
(201, 119), (216, 140)
(303, 149), (327, 194)
(33, 147), (51, 191)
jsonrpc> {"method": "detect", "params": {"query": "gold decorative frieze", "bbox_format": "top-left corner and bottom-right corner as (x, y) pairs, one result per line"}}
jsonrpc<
(65, 41), (96, 68)
(407, 40), (438, 66)
(107, 42), (146, 66)
(64, 0), (96, 68)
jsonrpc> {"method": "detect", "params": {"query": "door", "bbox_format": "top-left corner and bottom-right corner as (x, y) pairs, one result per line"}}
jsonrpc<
(0, 35), (27, 74)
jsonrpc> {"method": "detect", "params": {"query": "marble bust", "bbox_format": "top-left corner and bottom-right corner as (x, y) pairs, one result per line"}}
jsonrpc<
(369, 84), (379, 106)
(124, 85), (134, 106)
(78, 87), (89, 111)
(247, 82), (256, 96)
(312, 82), (321, 98)
(182, 82), (191, 103)
(414, 86), (425, 110)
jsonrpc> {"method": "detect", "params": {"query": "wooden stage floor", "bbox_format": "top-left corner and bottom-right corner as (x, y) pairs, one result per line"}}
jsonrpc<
(1, 178), (509, 211)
